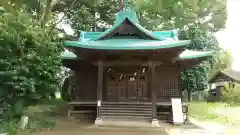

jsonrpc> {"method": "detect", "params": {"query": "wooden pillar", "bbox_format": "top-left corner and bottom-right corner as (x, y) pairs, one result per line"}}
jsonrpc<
(95, 60), (103, 125)
(151, 62), (157, 119)
(150, 62), (160, 127)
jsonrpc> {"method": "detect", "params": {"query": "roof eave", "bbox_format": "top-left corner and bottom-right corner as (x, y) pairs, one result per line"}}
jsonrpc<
(63, 40), (191, 50)
(176, 51), (215, 61)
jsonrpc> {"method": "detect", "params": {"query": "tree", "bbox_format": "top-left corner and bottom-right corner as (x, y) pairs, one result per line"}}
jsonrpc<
(0, 7), (62, 121)
(180, 29), (232, 101)
(62, 0), (226, 34)
(134, 0), (227, 32)
(0, 0), (78, 29)
(64, 0), (119, 33)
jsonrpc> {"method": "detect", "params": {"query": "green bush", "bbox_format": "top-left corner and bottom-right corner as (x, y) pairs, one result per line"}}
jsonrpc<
(0, 7), (63, 134)
(0, 6), (62, 122)
(221, 83), (240, 105)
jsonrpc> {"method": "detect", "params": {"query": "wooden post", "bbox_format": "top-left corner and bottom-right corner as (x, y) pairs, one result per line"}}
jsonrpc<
(150, 61), (160, 127)
(95, 60), (103, 125)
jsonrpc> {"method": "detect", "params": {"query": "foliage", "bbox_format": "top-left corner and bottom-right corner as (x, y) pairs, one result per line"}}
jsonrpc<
(189, 101), (233, 124)
(18, 100), (67, 134)
(180, 33), (229, 92)
(61, 70), (76, 101)
(221, 84), (240, 106)
(62, 0), (227, 34)
(0, 120), (18, 135)
(0, 6), (62, 131)
(135, 0), (227, 32)
(65, 0), (119, 33)
(0, 0), (62, 28)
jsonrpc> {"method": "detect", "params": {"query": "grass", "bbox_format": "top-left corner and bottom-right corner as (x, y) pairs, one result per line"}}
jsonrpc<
(21, 100), (67, 133)
(189, 101), (240, 135)
(1, 100), (67, 135)
(189, 101), (239, 124)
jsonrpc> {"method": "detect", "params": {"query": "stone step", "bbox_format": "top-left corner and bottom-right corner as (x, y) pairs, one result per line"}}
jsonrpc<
(102, 109), (152, 113)
(102, 115), (152, 119)
(101, 112), (152, 116)
(101, 107), (152, 111)
(102, 104), (152, 108)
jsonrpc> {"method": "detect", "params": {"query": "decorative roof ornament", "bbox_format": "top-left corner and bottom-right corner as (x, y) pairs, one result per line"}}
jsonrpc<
(116, 0), (139, 23)
(119, 0), (132, 11)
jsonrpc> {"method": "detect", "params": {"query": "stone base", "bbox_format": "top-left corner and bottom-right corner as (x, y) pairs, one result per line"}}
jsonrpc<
(94, 117), (103, 125)
(151, 119), (160, 127)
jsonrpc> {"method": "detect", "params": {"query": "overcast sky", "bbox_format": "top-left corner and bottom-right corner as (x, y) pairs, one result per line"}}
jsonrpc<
(215, 0), (240, 71)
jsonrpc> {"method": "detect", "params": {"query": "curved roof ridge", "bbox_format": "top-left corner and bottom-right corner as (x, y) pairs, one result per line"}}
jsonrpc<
(94, 17), (164, 40)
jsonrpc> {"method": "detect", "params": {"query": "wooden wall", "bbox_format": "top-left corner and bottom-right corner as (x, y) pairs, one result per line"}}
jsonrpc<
(156, 64), (181, 101)
(72, 63), (181, 102)
(74, 63), (98, 101)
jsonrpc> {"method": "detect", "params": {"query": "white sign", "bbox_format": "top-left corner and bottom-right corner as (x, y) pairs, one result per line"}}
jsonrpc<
(97, 100), (101, 106)
(19, 116), (29, 129)
(171, 98), (184, 124)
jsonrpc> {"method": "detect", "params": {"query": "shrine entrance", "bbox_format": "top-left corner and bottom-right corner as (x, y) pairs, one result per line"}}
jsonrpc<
(105, 67), (149, 102)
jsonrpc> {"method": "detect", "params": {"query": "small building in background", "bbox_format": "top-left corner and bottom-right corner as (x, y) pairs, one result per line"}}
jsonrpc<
(208, 69), (240, 101)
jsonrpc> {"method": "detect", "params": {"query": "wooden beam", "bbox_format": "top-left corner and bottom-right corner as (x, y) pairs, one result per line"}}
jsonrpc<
(92, 61), (163, 66)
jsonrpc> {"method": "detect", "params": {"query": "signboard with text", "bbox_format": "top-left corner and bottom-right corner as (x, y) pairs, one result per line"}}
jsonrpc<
(171, 98), (184, 124)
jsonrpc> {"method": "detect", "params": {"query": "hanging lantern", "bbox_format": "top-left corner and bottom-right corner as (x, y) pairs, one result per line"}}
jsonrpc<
(134, 72), (137, 76)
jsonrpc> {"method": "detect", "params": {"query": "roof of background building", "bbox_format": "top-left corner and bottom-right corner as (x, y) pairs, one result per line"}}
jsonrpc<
(209, 68), (240, 83)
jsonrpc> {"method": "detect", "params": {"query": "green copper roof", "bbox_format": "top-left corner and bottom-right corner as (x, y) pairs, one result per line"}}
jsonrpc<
(177, 50), (215, 60)
(94, 17), (161, 40)
(60, 49), (214, 60)
(80, 30), (178, 41)
(61, 50), (77, 59)
(64, 38), (191, 50)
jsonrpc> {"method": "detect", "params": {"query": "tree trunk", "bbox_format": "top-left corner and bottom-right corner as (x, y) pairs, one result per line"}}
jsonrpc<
(92, 9), (96, 32)
(188, 89), (192, 101)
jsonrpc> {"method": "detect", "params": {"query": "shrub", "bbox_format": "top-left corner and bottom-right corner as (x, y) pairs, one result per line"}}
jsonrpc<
(221, 83), (240, 105)
(0, 7), (62, 133)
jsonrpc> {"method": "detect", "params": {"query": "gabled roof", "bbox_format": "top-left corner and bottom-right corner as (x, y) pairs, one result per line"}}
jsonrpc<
(93, 8), (163, 40)
(64, 5), (191, 50)
(209, 69), (240, 83)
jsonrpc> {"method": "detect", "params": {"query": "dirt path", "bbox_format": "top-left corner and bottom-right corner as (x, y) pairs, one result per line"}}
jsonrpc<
(22, 116), (225, 135)
(26, 117), (168, 135)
